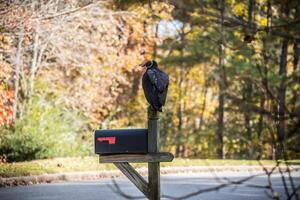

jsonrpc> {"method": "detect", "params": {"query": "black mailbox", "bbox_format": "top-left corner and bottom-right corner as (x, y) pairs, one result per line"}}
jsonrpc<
(95, 129), (148, 154)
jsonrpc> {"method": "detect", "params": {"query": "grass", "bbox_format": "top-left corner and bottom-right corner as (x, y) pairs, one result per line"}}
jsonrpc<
(0, 157), (299, 178)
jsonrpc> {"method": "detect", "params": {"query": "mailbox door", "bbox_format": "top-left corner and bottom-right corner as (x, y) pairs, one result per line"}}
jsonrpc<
(95, 129), (148, 154)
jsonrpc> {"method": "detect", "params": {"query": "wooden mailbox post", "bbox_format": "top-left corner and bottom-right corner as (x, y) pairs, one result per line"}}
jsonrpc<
(97, 107), (174, 200)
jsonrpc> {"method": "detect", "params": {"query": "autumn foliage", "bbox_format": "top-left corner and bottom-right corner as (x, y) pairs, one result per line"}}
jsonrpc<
(0, 34), (14, 126)
(0, 82), (14, 126)
(0, 0), (299, 161)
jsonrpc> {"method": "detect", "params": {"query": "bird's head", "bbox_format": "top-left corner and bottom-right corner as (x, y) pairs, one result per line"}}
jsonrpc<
(140, 60), (157, 69)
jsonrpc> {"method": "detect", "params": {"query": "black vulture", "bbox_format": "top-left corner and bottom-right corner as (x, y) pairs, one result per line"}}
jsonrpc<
(141, 60), (169, 112)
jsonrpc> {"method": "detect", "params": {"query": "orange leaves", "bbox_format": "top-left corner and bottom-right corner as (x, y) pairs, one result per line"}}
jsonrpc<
(0, 35), (13, 51)
(0, 36), (14, 82)
(0, 82), (14, 126)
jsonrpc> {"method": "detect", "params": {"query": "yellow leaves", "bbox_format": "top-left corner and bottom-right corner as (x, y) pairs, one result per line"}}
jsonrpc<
(253, 51), (262, 61)
(0, 58), (13, 81)
(3, 35), (13, 44)
(226, 0), (235, 5)
(259, 0), (268, 5)
(24, 36), (32, 47)
(152, 2), (174, 21)
(0, 82), (5, 91)
(0, 35), (13, 51)
(260, 17), (268, 27)
(233, 3), (246, 16)
(262, 4), (268, 13)
(237, 55), (244, 61)
(232, 2), (268, 26)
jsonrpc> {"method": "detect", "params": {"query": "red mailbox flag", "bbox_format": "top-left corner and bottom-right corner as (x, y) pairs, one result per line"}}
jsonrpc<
(97, 137), (116, 144)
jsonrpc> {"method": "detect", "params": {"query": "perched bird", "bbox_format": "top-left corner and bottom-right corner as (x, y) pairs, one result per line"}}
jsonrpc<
(141, 60), (169, 112)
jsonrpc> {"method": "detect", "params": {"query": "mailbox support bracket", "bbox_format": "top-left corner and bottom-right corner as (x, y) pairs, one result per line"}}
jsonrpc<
(99, 107), (173, 200)
(114, 162), (150, 198)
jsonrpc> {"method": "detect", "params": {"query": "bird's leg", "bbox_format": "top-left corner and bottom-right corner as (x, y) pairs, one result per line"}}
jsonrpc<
(148, 105), (158, 120)
(149, 105), (156, 111)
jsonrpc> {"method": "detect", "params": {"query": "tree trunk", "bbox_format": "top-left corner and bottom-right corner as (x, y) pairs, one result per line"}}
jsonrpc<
(257, 94), (265, 159)
(153, 23), (159, 59)
(199, 77), (208, 131)
(176, 25), (185, 157)
(29, 32), (39, 97)
(290, 43), (299, 114)
(243, 83), (252, 156)
(276, 3), (289, 159)
(293, 1), (300, 71)
(216, 0), (225, 159)
(265, 0), (275, 159)
(13, 29), (24, 122)
(293, 43), (299, 71)
(178, 63), (184, 133)
(276, 38), (288, 159)
(289, 2), (299, 124)
(257, 96), (265, 138)
(242, 0), (255, 158)
(266, 0), (272, 33)
(248, 0), (254, 28)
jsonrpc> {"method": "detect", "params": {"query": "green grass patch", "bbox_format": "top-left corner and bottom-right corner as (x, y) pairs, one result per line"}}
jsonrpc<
(0, 157), (299, 178)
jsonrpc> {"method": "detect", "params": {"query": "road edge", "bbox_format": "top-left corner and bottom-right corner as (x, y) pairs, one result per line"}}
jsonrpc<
(1, 165), (299, 187)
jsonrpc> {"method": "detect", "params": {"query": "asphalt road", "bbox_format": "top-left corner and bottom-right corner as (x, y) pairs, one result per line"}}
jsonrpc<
(1, 171), (300, 200)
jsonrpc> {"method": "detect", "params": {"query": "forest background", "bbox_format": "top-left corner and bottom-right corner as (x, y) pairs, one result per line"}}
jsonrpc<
(0, 0), (299, 162)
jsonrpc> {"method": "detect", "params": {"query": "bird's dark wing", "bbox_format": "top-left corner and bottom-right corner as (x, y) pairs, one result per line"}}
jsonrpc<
(158, 83), (168, 106)
(146, 69), (168, 93)
(142, 72), (161, 110)
(158, 71), (169, 106)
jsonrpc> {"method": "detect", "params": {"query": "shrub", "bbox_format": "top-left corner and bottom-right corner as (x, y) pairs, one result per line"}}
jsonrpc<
(0, 93), (91, 162)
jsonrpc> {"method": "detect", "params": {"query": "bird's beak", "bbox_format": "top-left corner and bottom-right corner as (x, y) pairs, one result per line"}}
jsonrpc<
(139, 60), (148, 67)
